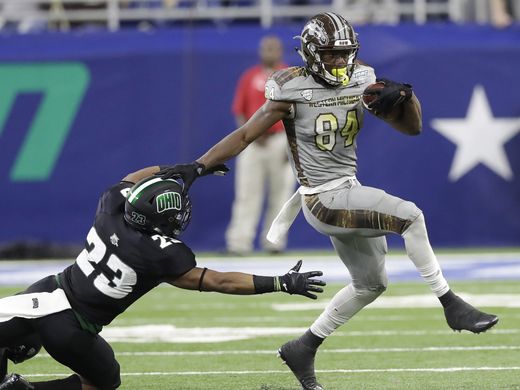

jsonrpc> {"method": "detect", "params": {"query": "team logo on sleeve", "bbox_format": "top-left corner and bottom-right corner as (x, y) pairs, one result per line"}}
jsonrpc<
(352, 69), (368, 82)
(301, 89), (313, 101)
(156, 192), (182, 214)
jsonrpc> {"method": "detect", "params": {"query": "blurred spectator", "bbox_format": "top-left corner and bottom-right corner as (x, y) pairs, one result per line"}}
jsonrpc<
(490, 0), (514, 27)
(38, 0), (106, 31)
(225, 36), (295, 255)
(0, 0), (46, 33)
(120, 0), (169, 30)
(60, 0), (105, 29)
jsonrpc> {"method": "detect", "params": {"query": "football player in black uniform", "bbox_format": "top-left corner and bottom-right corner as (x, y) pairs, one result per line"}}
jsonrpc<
(0, 165), (325, 390)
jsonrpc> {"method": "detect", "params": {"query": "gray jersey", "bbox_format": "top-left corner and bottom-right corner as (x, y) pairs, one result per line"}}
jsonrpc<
(265, 65), (376, 187)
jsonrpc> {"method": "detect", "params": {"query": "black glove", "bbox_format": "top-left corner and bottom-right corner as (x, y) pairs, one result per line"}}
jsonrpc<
(364, 78), (413, 117)
(277, 260), (325, 300)
(155, 162), (229, 193)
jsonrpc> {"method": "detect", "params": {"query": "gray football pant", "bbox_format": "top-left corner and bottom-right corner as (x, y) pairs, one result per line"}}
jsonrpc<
(301, 181), (449, 338)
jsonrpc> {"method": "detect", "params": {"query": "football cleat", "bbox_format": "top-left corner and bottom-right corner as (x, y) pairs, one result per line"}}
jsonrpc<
(278, 339), (324, 390)
(0, 374), (34, 390)
(444, 295), (499, 334)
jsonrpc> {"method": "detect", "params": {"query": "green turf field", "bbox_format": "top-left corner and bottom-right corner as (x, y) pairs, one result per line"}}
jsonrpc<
(3, 280), (519, 390)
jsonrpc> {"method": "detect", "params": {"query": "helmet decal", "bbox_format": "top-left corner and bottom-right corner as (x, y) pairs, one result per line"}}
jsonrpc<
(124, 176), (191, 238)
(306, 19), (328, 45)
(128, 177), (163, 204)
(156, 191), (182, 214)
(129, 211), (146, 226)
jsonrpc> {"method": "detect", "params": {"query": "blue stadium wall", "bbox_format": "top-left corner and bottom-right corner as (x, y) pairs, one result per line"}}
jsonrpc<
(0, 24), (519, 250)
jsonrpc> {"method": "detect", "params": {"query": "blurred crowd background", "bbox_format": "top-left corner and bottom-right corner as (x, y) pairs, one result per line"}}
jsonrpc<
(1, 0), (519, 32)
(0, 0), (519, 258)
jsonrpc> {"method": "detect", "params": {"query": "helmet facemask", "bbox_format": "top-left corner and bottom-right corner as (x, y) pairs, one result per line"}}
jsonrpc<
(316, 46), (358, 86)
(155, 197), (192, 238)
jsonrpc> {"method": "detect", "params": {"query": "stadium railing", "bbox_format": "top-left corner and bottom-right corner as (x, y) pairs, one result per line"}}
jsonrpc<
(0, 0), (497, 31)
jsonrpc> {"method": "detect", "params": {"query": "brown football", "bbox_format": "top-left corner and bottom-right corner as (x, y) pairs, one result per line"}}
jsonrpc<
(362, 82), (385, 106)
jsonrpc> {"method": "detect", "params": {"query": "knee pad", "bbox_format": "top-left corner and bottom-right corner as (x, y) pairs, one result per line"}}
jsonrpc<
(354, 284), (387, 304)
(396, 200), (422, 223)
(402, 211), (429, 238)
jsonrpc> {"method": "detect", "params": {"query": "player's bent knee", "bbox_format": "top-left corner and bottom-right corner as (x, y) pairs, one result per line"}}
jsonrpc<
(89, 378), (120, 390)
(84, 361), (121, 390)
(396, 201), (423, 236)
(102, 366), (121, 389)
(396, 200), (422, 222)
(353, 284), (387, 304)
(402, 211), (429, 238)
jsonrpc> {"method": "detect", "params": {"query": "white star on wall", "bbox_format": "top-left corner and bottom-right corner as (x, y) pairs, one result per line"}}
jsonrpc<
(431, 85), (520, 181)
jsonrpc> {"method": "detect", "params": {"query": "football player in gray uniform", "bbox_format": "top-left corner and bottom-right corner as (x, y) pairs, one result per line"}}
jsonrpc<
(158, 12), (499, 390)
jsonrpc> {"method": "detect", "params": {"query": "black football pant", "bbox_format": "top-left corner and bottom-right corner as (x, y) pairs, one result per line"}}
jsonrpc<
(0, 276), (121, 389)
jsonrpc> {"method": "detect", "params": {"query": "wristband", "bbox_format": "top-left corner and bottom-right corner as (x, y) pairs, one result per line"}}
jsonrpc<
(253, 275), (276, 294)
(198, 267), (208, 292)
(194, 161), (206, 175)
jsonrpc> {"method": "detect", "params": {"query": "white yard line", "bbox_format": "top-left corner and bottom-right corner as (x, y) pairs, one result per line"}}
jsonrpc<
(2, 252), (520, 285)
(98, 326), (520, 344)
(34, 345), (520, 358)
(26, 366), (520, 378)
(272, 293), (520, 311)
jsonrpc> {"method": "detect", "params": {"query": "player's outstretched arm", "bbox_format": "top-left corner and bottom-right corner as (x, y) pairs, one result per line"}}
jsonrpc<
(156, 100), (291, 192)
(122, 166), (162, 184)
(198, 100), (291, 167)
(170, 260), (325, 300)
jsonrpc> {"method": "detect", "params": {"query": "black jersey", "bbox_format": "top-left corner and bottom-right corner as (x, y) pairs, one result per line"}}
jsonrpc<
(59, 182), (196, 326)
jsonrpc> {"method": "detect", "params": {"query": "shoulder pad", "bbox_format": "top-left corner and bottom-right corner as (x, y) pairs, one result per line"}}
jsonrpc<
(271, 67), (307, 87)
(96, 182), (133, 216)
(265, 67), (307, 101)
(349, 64), (376, 88)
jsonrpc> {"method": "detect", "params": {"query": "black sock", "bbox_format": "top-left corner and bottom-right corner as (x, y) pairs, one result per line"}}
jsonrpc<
(32, 374), (82, 390)
(439, 290), (457, 308)
(299, 329), (324, 350)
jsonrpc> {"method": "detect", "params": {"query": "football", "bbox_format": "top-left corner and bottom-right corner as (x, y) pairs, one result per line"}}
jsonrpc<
(362, 81), (385, 107)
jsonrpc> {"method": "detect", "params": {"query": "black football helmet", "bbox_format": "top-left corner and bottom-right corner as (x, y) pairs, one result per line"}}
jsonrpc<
(124, 176), (192, 238)
(296, 12), (359, 86)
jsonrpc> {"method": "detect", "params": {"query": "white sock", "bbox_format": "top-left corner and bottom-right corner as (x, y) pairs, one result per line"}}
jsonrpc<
(402, 213), (449, 297)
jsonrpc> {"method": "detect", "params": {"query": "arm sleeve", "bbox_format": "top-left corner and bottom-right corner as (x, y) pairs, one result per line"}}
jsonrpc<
(264, 67), (306, 102)
(96, 182), (133, 216)
(264, 77), (284, 101)
(160, 241), (197, 280)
